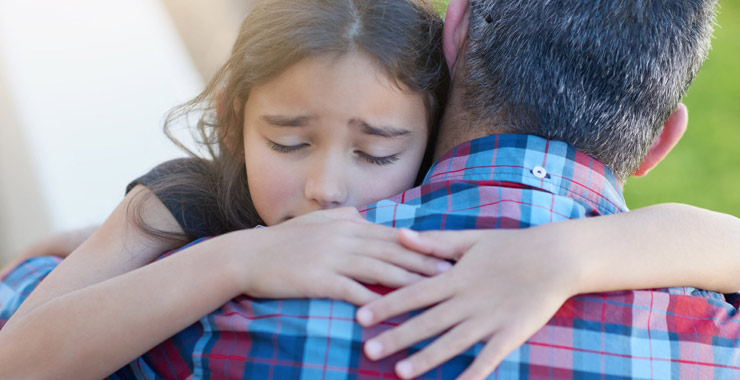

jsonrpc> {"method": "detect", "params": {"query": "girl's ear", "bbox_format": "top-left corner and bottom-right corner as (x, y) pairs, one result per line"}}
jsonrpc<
(231, 96), (242, 116)
(216, 90), (244, 156)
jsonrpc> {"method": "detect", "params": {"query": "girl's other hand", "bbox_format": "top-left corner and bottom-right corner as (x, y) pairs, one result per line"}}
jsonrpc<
(0, 226), (97, 280)
(356, 228), (576, 380)
(229, 207), (451, 306)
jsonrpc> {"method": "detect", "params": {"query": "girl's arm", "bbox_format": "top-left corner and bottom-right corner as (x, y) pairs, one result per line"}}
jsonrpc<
(7, 185), (184, 321)
(0, 205), (446, 380)
(357, 203), (740, 380)
(17, 225), (97, 258)
(0, 230), (246, 380)
(554, 202), (740, 294)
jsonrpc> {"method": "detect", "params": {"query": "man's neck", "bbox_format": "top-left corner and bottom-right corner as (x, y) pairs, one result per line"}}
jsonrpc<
(433, 90), (509, 160)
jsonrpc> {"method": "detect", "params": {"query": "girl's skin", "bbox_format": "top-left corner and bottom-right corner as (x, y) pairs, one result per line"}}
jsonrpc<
(2, 58), (740, 380)
(358, 204), (740, 379)
(242, 53), (429, 224)
(0, 51), (448, 380)
(0, 226), (96, 280)
(1, 8), (739, 380)
(0, 0), (452, 375)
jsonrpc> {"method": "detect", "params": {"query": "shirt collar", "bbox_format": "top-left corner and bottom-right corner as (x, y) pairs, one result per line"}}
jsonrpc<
(423, 134), (628, 214)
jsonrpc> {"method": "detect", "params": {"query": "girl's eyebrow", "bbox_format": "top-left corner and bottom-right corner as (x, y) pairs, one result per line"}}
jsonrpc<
(261, 115), (313, 127)
(353, 120), (411, 139)
(262, 115), (411, 139)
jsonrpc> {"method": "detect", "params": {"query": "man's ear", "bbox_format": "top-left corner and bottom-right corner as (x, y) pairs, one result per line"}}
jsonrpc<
(632, 103), (688, 177)
(443, 0), (471, 72)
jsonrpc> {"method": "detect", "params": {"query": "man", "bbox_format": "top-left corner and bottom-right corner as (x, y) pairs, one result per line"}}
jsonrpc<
(109, 0), (730, 378)
(353, 1), (739, 378)
(4, 0), (738, 378)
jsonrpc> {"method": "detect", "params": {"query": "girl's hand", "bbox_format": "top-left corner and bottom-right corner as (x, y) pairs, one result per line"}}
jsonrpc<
(356, 228), (578, 380)
(0, 226), (97, 280)
(231, 207), (452, 306)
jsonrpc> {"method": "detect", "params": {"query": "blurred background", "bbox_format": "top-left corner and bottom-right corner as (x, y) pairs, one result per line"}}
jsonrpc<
(0, 0), (252, 265)
(624, 3), (740, 213)
(0, 0), (738, 266)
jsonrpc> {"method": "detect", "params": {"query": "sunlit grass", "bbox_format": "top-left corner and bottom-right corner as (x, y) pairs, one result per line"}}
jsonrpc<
(625, 2), (740, 216)
(433, 0), (447, 16)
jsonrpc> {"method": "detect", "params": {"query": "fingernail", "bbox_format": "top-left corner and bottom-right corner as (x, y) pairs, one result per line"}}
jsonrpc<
(356, 308), (373, 325)
(396, 360), (414, 378)
(365, 340), (383, 359)
(401, 228), (419, 238)
(437, 261), (452, 273)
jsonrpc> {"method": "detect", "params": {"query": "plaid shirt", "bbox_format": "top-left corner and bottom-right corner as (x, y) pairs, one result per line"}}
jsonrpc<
(2, 134), (738, 379)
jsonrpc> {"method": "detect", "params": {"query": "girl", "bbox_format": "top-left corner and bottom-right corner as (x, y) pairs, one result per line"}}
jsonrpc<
(0, 0), (453, 378)
(1, 1), (739, 380)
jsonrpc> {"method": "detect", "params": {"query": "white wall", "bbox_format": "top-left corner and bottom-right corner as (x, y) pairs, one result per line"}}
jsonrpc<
(0, 0), (203, 264)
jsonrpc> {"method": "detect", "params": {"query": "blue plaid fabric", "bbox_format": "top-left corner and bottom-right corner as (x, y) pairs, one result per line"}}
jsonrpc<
(0, 256), (61, 330)
(2, 134), (738, 379)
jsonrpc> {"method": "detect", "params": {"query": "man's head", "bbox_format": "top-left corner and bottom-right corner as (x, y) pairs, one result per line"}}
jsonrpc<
(440, 0), (717, 181)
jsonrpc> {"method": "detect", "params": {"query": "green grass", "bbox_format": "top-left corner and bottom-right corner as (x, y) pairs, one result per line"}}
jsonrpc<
(433, 1), (740, 216)
(433, 1), (448, 16)
(624, 3), (740, 216)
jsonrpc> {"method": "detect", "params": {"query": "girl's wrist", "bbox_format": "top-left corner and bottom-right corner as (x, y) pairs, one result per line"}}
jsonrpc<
(216, 229), (264, 296)
(547, 218), (622, 296)
(537, 223), (588, 298)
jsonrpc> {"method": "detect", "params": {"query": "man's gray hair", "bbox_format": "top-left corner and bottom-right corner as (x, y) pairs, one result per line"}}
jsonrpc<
(460, 0), (717, 180)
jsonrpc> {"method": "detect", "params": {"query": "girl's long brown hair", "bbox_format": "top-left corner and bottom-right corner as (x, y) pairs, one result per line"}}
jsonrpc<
(132, 0), (449, 243)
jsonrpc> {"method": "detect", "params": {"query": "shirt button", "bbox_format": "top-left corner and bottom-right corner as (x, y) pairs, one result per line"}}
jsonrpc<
(532, 166), (548, 179)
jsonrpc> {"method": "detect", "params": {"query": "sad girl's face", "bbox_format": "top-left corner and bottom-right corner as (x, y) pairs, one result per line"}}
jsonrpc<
(241, 52), (429, 225)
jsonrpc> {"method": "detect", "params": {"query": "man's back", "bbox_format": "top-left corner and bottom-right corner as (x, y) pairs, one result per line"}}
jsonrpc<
(106, 135), (739, 379)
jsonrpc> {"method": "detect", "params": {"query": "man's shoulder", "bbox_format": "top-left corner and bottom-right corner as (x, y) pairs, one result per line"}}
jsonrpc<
(363, 134), (627, 229)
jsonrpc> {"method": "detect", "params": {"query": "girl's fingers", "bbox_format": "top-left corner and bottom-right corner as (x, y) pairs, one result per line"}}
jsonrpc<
(363, 298), (462, 361)
(316, 207), (365, 221)
(357, 275), (453, 327)
(341, 256), (426, 288)
(324, 275), (381, 305)
(282, 207), (365, 227)
(456, 326), (521, 380)
(397, 229), (441, 255)
(354, 222), (407, 241)
(358, 240), (451, 276)
(399, 229), (481, 260)
(393, 319), (489, 380)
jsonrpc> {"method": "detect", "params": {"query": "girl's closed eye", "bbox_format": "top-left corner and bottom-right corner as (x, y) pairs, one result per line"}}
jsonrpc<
(356, 151), (400, 166)
(268, 141), (309, 153)
(270, 139), (400, 166)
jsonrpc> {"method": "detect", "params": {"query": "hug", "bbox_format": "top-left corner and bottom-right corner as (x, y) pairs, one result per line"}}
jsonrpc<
(1, 0), (738, 379)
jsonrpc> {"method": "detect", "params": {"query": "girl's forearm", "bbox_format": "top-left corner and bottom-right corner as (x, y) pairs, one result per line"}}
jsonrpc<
(10, 186), (182, 322)
(558, 203), (740, 295)
(0, 232), (245, 380)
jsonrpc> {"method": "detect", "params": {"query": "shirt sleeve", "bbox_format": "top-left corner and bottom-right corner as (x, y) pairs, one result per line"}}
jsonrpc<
(126, 158), (227, 239)
(125, 158), (195, 196)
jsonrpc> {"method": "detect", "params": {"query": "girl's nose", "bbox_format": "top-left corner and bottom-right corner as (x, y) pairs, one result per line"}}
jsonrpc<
(304, 159), (348, 208)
